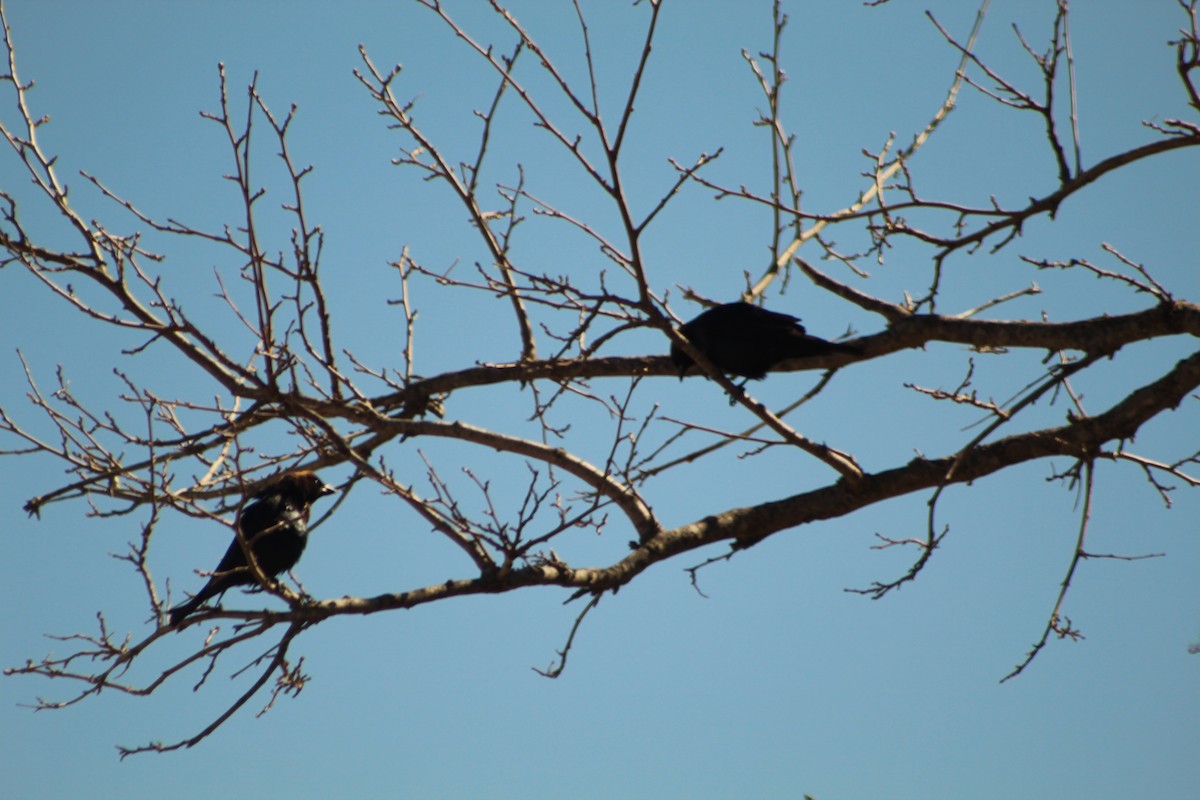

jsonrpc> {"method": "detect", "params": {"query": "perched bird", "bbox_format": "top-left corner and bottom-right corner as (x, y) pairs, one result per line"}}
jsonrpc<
(168, 471), (336, 626)
(670, 301), (860, 380)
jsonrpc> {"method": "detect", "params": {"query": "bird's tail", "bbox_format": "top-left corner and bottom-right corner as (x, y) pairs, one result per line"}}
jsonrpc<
(825, 339), (863, 356)
(168, 583), (221, 626)
(792, 337), (863, 359)
(167, 597), (201, 626)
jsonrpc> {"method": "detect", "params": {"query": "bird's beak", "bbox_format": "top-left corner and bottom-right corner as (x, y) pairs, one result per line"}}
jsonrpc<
(320, 483), (337, 497)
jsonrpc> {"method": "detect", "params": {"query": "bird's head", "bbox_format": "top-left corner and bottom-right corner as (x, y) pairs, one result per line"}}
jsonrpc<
(277, 470), (337, 504)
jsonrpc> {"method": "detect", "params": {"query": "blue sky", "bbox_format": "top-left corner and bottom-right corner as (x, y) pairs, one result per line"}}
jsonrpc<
(2, 1), (1197, 798)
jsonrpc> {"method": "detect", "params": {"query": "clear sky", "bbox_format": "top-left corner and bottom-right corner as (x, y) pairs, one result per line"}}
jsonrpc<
(2, 1), (1197, 798)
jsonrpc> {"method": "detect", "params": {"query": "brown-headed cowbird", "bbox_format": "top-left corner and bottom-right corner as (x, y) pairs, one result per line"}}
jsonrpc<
(168, 471), (336, 626)
(670, 301), (860, 380)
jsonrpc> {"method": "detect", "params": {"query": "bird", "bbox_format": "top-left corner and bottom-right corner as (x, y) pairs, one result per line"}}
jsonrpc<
(168, 470), (336, 626)
(669, 301), (860, 380)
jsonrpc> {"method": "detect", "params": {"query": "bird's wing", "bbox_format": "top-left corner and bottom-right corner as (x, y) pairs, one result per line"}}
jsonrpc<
(759, 308), (806, 335)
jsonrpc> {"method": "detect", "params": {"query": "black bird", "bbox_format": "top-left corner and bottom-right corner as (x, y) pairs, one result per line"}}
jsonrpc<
(670, 301), (860, 380)
(168, 471), (336, 626)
